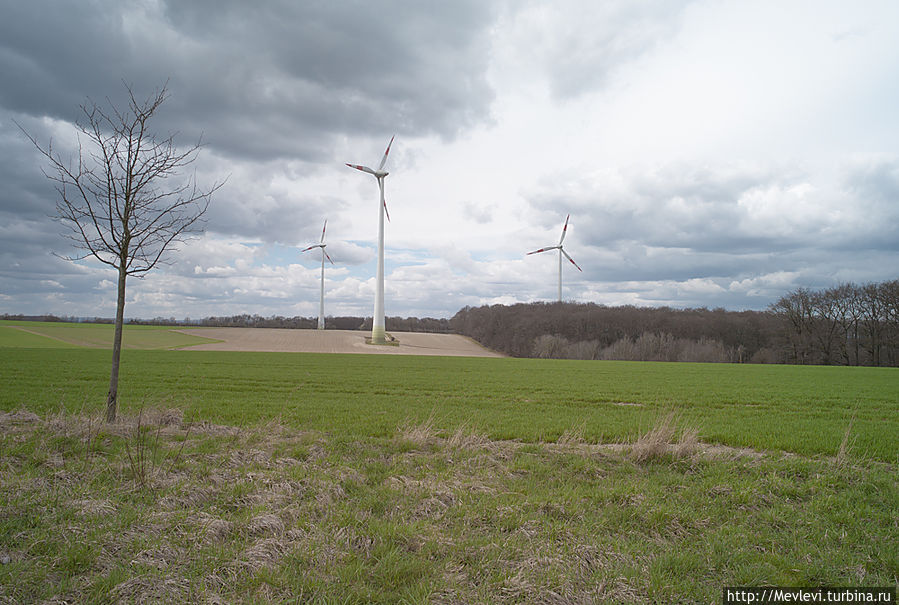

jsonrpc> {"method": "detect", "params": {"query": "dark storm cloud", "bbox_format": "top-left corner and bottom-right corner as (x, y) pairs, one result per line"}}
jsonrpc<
(1, 0), (497, 162)
(0, 119), (55, 220)
(0, 119), (72, 282)
(0, 2), (133, 122)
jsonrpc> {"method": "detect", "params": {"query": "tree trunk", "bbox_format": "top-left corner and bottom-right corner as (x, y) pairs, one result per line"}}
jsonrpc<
(106, 263), (127, 422)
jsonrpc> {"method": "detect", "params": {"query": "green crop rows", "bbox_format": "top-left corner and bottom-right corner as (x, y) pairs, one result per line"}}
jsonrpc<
(1, 326), (896, 460)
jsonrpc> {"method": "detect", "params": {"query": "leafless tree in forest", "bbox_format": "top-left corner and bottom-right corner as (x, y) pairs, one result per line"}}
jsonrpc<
(770, 281), (899, 366)
(20, 83), (223, 422)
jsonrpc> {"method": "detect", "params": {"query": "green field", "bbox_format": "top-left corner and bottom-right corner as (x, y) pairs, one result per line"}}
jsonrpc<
(1, 324), (897, 603)
(1, 346), (896, 461)
(0, 320), (220, 349)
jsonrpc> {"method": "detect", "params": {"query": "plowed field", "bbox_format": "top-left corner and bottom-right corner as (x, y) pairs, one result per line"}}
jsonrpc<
(176, 328), (503, 357)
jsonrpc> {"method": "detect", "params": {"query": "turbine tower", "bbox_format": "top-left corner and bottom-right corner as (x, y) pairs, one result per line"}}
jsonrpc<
(346, 136), (394, 344)
(526, 213), (582, 302)
(301, 219), (334, 330)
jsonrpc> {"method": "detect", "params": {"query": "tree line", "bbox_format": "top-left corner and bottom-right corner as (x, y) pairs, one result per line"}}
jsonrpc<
(769, 280), (899, 366)
(448, 280), (899, 366)
(448, 302), (779, 362)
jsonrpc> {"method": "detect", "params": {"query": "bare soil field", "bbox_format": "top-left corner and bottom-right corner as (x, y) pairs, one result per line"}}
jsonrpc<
(176, 328), (504, 357)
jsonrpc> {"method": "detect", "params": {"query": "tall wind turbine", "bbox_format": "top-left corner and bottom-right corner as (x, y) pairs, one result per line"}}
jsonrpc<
(346, 136), (394, 344)
(526, 213), (582, 302)
(302, 219), (334, 330)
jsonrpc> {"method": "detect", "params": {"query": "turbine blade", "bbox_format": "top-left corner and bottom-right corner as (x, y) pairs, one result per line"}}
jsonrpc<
(377, 135), (395, 171)
(301, 244), (318, 253)
(346, 163), (377, 175)
(562, 249), (582, 271)
(324, 250), (334, 265)
(321, 219), (327, 243)
(559, 214), (570, 245)
(378, 177), (391, 222)
(526, 248), (549, 255)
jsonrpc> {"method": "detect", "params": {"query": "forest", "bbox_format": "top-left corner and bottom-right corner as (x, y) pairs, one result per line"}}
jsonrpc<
(449, 280), (898, 366)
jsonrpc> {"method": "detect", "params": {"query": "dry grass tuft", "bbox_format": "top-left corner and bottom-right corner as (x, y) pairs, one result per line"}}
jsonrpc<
(195, 513), (234, 543)
(673, 427), (700, 459)
(0, 409), (41, 428)
(835, 416), (856, 469)
(146, 407), (184, 427)
(246, 513), (285, 537)
(73, 498), (117, 516)
(397, 412), (437, 446)
(629, 412), (700, 463)
(111, 576), (190, 603)
(557, 422), (587, 447)
(446, 424), (491, 450)
(239, 538), (290, 571)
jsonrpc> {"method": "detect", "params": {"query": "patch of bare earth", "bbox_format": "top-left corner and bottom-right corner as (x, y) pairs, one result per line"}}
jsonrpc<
(175, 327), (504, 357)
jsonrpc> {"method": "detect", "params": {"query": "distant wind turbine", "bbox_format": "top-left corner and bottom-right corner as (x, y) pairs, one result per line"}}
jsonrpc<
(526, 213), (582, 302)
(346, 136), (395, 344)
(301, 219), (334, 330)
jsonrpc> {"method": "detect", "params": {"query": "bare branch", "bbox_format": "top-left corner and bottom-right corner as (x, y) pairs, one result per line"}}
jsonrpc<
(19, 82), (223, 421)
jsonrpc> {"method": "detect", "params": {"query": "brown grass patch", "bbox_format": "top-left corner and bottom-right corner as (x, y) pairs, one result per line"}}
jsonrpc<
(835, 416), (856, 469)
(557, 421), (588, 446)
(446, 423), (492, 450)
(629, 412), (700, 463)
(397, 412), (438, 447)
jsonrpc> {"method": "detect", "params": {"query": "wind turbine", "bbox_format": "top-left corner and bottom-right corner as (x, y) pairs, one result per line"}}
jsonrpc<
(526, 213), (582, 302)
(346, 135), (394, 344)
(302, 219), (334, 330)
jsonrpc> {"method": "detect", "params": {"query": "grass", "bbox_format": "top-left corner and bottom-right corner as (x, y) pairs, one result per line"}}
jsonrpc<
(0, 348), (896, 461)
(0, 320), (220, 350)
(0, 330), (896, 602)
(0, 409), (895, 604)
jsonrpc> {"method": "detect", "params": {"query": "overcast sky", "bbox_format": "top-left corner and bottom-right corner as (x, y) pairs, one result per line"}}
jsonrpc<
(2, 0), (898, 320)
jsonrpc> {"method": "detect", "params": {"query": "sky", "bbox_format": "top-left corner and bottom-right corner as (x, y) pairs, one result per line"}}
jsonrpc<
(2, 0), (898, 320)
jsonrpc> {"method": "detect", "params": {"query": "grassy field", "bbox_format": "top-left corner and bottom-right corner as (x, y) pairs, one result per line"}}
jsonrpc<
(1, 327), (897, 603)
(0, 320), (220, 350)
(1, 346), (896, 461)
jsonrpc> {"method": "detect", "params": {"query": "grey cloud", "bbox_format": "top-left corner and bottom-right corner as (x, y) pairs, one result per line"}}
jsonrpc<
(0, 3), (133, 122)
(206, 185), (344, 245)
(537, 163), (875, 255)
(523, 158), (899, 310)
(326, 241), (373, 266)
(842, 156), (899, 249)
(2, 0), (497, 163)
(498, 0), (690, 99)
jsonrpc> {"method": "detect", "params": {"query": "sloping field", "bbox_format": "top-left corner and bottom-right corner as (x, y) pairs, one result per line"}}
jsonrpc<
(0, 321), (219, 350)
(176, 327), (504, 357)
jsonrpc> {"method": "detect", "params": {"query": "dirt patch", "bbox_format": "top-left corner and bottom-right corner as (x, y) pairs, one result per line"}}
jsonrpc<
(175, 328), (504, 357)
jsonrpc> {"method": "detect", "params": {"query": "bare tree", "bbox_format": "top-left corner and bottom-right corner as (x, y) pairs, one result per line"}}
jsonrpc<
(769, 289), (814, 363)
(21, 83), (223, 422)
